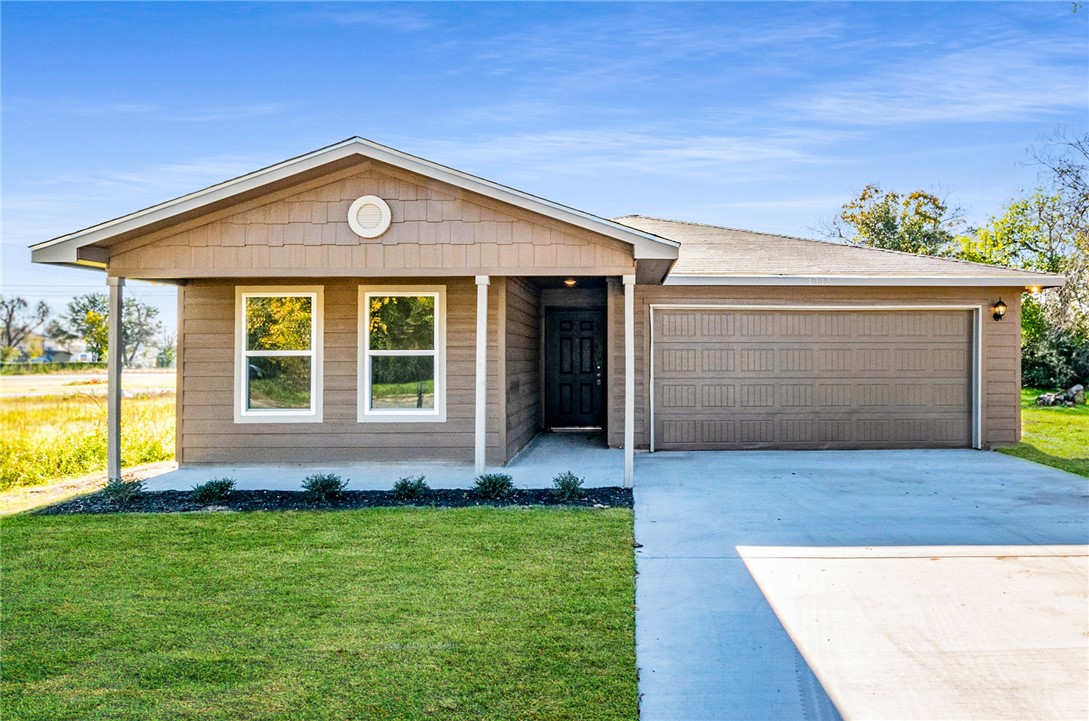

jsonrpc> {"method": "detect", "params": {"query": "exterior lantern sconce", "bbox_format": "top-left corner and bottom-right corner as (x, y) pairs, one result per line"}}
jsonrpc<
(1027, 285), (1041, 294)
(564, 278), (577, 287)
(992, 299), (1007, 321)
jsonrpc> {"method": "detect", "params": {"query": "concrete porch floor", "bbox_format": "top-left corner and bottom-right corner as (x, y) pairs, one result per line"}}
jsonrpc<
(143, 431), (625, 491)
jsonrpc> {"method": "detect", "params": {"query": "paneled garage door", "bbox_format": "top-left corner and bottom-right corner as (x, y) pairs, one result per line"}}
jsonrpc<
(652, 308), (974, 450)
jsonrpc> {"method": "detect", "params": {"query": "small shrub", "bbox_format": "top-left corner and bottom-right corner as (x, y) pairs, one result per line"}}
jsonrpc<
(473, 473), (514, 499)
(392, 475), (430, 500)
(102, 478), (144, 505)
(191, 477), (235, 504)
(302, 473), (347, 502)
(551, 471), (586, 501)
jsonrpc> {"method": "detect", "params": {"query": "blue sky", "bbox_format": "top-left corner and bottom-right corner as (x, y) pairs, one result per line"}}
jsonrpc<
(2, 2), (1086, 334)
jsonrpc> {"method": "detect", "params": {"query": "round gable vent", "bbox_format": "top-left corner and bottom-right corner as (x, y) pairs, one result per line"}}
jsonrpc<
(347, 195), (392, 238)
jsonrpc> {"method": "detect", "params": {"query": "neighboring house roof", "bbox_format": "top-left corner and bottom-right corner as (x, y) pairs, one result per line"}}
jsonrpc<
(613, 215), (1064, 288)
(30, 137), (680, 268)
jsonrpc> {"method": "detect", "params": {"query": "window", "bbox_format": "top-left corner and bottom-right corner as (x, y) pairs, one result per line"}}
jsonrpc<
(359, 286), (446, 423)
(235, 287), (323, 423)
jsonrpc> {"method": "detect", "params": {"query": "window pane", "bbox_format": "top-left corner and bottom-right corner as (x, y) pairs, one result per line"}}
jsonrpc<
(247, 296), (312, 351)
(371, 356), (435, 410)
(369, 296), (435, 351)
(248, 356), (312, 410)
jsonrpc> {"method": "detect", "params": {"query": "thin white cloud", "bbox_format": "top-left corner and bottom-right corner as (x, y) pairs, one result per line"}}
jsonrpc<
(795, 39), (1086, 125)
(317, 8), (434, 32)
(411, 127), (848, 185)
(3, 153), (274, 246)
(5, 97), (289, 122)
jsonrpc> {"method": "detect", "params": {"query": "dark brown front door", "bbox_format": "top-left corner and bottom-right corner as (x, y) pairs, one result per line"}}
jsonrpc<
(545, 309), (606, 428)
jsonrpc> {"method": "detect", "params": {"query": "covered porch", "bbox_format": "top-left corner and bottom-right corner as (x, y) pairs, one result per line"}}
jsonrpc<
(143, 431), (626, 491)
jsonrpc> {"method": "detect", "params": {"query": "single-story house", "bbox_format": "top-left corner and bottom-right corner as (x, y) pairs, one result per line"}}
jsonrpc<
(31, 137), (1063, 485)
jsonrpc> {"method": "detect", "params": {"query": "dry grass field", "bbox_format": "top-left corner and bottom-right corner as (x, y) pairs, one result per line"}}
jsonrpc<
(1, 371), (176, 491)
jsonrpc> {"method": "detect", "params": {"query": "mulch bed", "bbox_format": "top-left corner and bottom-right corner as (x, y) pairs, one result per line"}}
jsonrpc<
(36, 487), (633, 515)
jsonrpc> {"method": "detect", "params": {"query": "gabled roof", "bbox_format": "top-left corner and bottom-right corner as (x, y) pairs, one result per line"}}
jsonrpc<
(31, 137), (680, 267)
(613, 215), (1064, 288)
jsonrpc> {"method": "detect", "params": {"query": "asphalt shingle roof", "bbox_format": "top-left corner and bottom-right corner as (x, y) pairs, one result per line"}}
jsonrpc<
(612, 215), (1051, 281)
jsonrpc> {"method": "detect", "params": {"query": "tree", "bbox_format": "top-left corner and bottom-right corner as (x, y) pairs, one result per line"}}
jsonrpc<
(825, 184), (963, 255)
(51, 294), (109, 359)
(122, 297), (163, 366)
(52, 293), (163, 366)
(156, 332), (177, 369)
(0, 296), (51, 362)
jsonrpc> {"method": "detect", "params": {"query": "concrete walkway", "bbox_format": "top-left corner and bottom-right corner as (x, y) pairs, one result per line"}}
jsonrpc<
(144, 431), (624, 491)
(634, 450), (1089, 721)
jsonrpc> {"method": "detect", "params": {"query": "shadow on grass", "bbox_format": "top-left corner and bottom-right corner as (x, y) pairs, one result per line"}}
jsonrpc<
(996, 442), (1089, 479)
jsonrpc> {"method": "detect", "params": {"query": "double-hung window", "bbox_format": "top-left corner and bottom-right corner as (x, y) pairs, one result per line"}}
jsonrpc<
(358, 286), (446, 422)
(235, 287), (323, 423)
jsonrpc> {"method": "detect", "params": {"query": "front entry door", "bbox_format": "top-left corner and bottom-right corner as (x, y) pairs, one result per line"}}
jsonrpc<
(545, 309), (606, 428)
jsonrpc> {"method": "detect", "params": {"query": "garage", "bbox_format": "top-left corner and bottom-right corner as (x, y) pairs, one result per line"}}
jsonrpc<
(651, 307), (977, 451)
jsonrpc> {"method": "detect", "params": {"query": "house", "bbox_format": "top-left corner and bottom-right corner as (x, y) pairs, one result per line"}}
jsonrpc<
(31, 137), (1063, 485)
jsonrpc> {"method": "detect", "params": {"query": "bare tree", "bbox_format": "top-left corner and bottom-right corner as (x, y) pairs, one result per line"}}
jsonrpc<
(0, 296), (50, 361)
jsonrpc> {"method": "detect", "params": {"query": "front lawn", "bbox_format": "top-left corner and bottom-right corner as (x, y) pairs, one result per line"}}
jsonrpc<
(996, 389), (1089, 478)
(2, 507), (636, 721)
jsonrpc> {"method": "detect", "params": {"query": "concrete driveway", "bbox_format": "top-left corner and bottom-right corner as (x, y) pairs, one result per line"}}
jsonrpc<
(634, 450), (1089, 721)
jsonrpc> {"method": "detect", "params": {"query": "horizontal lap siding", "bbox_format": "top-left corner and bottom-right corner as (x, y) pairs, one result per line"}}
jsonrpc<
(180, 277), (503, 464)
(505, 278), (542, 460)
(607, 286), (1022, 450)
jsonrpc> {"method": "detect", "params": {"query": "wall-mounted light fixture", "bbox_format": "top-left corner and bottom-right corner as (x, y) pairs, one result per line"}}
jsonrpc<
(1027, 285), (1041, 294)
(992, 299), (1008, 321)
(563, 278), (577, 287)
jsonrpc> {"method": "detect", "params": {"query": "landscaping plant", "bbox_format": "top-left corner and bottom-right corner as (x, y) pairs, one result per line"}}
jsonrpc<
(191, 477), (236, 504)
(101, 478), (144, 506)
(391, 475), (430, 500)
(551, 471), (586, 501)
(302, 473), (347, 502)
(472, 473), (514, 499)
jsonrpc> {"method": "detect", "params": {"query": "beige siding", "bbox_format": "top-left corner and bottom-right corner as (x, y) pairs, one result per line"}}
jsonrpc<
(505, 278), (542, 460)
(108, 161), (635, 279)
(179, 276), (503, 464)
(607, 286), (1023, 451)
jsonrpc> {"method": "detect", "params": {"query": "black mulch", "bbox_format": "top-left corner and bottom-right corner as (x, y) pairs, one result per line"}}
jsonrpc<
(37, 487), (633, 515)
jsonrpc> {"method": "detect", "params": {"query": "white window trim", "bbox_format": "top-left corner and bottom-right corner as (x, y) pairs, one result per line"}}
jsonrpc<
(358, 285), (447, 423)
(234, 286), (324, 424)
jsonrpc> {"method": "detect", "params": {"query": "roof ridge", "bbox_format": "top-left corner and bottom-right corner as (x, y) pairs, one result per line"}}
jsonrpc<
(612, 214), (1049, 277)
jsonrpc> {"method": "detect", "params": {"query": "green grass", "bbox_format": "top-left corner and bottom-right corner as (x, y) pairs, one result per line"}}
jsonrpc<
(1, 507), (636, 721)
(996, 389), (1089, 478)
(0, 393), (175, 490)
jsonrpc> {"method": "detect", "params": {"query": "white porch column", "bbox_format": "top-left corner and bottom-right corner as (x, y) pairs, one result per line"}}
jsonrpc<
(106, 276), (125, 480)
(474, 275), (490, 474)
(623, 274), (635, 488)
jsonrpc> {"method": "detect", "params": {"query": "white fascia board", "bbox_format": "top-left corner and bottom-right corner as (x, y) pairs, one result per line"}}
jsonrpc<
(30, 137), (679, 265)
(664, 273), (1066, 288)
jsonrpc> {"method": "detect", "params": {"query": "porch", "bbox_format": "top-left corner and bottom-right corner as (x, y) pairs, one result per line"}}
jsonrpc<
(143, 431), (626, 491)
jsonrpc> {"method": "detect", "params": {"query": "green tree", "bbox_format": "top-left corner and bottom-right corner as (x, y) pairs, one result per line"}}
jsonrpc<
(52, 293), (163, 365)
(826, 184), (962, 255)
(955, 192), (1073, 275)
(50, 294), (109, 359)
(156, 332), (177, 368)
(0, 296), (51, 362)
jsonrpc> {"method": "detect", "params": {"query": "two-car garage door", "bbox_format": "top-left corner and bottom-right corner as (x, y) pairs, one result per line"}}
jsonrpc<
(652, 308), (975, 450)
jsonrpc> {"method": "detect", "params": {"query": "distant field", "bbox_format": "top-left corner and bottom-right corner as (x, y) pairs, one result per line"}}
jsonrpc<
(0, 391), (175, 490)
(997, 389), (1088, 478)
(0, 369), (175, 399)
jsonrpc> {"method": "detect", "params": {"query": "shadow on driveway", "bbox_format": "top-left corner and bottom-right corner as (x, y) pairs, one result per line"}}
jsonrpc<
(634, 449), (1089, 721)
